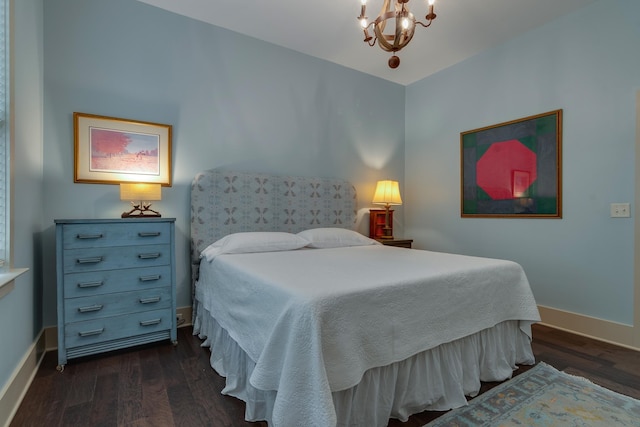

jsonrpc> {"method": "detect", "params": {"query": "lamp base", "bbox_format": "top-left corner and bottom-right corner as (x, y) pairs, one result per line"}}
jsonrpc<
(121, 211), (161, 218)
(378, 228), (394, 239)
(121, 202), (161, 218)
(381, 205), (394, 239)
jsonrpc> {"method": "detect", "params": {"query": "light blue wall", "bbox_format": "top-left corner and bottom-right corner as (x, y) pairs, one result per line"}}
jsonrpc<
(3, 0), (639, 398)
(0, 0), (44, 393)
(405, 0), (640, 325)
(41, 0), (406, 326)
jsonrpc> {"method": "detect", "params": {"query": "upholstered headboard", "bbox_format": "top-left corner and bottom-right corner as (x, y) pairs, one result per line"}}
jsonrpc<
(190, 168), (358, 288)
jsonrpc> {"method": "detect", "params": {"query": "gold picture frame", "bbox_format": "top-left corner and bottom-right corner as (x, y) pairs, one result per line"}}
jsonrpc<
(74, 112), (172, 186)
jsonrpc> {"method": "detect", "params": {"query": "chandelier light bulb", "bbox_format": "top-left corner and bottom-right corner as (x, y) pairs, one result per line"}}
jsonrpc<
(428, 0), (435, 5)
(402, 17), (409, 29)
(360, 17), (368, 28)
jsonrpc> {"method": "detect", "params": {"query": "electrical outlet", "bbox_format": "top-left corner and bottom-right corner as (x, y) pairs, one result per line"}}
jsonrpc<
(176, 313), (185, 326)
(610, 203), (631, 218)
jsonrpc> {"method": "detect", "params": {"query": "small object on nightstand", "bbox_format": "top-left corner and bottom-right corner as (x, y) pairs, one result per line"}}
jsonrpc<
(377, 238), (413, 249)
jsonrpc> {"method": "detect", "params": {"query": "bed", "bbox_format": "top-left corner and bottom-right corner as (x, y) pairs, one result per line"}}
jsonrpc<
(190, 168), (541, 427)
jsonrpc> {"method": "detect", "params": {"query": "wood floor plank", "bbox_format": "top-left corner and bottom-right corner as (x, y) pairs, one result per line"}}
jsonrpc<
(96, 350), (128, 376)
(178, 346), (267, 427)
(155, 343), (186, 389)
(166, 382), (211, 427)
(563, 366), (640, 400)
(137, 348), (177, 425)
(9, 325), (640, 427)
(61, 401), (93, 427)
(116, 351), (144, 425)
(10, 374), (59, 427)
(87, 372), (119, 427)
(140, 377), (175, 426)
(63, 358), (98, 408)
(610, 349), (640, 376)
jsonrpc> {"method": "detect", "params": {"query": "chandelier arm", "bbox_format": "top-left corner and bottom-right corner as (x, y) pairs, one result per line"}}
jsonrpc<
(366, 34), (378, 47)
(393, 14), (405, 50)
(375, 29), (396, 52)
(362, 25), (374, 44)
(374, 10), (397, 33)
(373, 10), (404, 52)
(415, 20), (433, 29)
(377, 0), (392, 33)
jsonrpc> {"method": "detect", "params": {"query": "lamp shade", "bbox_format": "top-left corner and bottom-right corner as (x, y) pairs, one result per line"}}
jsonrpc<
(372, 180), (402, 206)
(120, 183), (162, 201)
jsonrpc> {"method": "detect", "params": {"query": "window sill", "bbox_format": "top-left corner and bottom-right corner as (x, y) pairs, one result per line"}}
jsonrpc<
(0, 268), (29, 300)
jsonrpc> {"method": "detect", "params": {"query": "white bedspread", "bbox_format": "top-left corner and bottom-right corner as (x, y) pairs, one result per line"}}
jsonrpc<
(196, 246), (540, 427)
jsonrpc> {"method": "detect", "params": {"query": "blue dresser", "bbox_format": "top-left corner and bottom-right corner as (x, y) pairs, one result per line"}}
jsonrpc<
(55, 218), (177, 371)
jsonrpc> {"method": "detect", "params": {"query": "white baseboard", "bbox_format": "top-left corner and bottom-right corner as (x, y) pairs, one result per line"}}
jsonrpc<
(538, 305), (638, 351)
(0, 330), (46, 427)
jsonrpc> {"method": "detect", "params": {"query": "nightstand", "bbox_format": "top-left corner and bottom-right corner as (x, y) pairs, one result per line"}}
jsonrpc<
(55, 218), (177, 371)
(377, 238), (413, 248)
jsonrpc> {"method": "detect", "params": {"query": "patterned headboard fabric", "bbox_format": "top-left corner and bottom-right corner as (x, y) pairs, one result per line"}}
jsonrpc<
(190, 168), (358, 289)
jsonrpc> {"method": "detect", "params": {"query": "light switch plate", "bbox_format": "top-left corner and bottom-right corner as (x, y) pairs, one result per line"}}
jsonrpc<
(610, 203), (631, 218)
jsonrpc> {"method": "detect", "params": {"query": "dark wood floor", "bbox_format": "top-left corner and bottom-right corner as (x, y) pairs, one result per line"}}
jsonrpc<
(10, 324), (640, 427)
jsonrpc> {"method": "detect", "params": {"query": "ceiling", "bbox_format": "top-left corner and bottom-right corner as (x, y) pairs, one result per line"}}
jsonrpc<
(135, 0), (597, 86)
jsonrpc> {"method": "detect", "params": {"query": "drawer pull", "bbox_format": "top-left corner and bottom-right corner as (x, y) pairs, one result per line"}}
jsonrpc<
(139, 231), (161, 237)
(138, 253), (161, 260)
(76, 233), (103, 240)
(139, 296), (161, 304)
(77, 256), (103, 264)
(140, 318), (162, 327)
(77, 281), (103, 288)
(78, 304), (103, 313)
(139, 274), (161, 282)
(78, 328), (104, 337)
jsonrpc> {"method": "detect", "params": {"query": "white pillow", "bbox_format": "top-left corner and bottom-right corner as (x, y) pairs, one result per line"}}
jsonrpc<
(297, 228), (380, 249)
(201, 232), (309, 261)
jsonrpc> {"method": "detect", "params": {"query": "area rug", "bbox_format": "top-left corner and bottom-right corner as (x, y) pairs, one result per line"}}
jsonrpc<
(424, 362), (640, 426)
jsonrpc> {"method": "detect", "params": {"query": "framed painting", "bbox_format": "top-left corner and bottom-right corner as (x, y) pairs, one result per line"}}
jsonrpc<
(74, 112), (172, 186)
(460, 109), (562, 218)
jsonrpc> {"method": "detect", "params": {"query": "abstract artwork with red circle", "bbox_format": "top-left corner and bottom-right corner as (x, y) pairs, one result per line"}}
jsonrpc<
(461, 110), (562, 218)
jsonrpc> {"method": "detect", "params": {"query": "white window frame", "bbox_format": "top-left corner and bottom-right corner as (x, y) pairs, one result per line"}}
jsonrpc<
(0, 0), (7, 267)
(0, 0), (27, 297)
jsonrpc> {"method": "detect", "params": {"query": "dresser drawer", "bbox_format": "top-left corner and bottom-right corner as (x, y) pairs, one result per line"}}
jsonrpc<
(64, 287), (172, 323)
(64, 308), (173, 349)
(62, 222), (170, 249)
(62, 244), (170, 273)
(63, 265), (171, 298)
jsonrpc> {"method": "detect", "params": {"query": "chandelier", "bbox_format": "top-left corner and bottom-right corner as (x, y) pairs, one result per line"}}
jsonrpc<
(358, 0), (437, 69)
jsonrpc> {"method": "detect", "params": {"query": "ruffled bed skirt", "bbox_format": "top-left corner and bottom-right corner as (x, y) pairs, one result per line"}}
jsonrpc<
(193, 301), (535, 427)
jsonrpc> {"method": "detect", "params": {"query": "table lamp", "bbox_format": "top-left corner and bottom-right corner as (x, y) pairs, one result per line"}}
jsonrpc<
(120, 183), (162, 218)
(372, 180), (402, 239)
